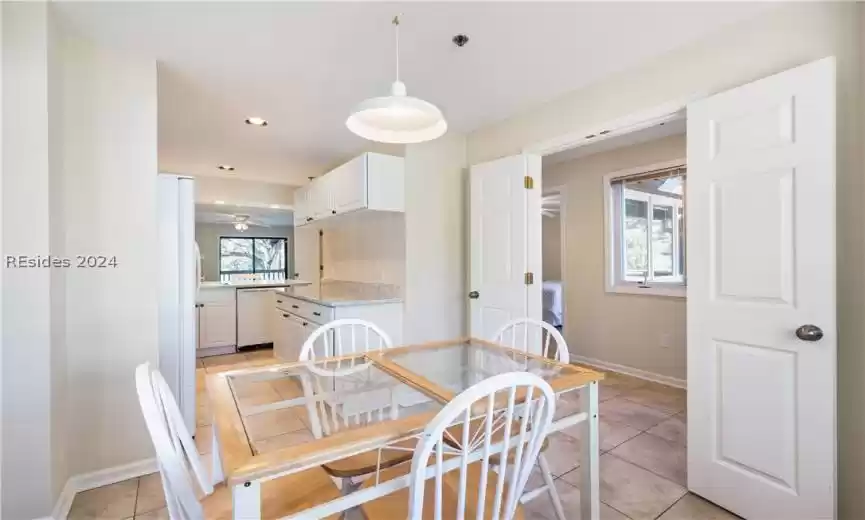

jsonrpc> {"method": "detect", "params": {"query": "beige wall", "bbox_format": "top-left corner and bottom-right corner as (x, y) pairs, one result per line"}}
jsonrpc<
(468, 2), (864, 515)
(545, 134), (686, 380)
(195, 223), (294, 281)
(542, 213), (561, 281)
(403, 133), (468, 343)
(322, 212), (405, 289)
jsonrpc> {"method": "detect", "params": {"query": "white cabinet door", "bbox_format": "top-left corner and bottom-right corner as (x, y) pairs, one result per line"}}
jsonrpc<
(237, 289), (273, 346)
(273, 309), (294, 360)
(468, 154), (542, 339)
(331, 155), (367, 215)
(293, 185), (310, 226)
(687, 57), (836, 520)
(199, 301), (236, 348)
(311, 174), (334, 220)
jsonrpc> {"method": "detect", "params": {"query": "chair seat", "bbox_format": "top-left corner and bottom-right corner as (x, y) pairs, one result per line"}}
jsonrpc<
(360, 462), (526, 520)
(201, 466), (342, 520)
(321, 438), (417, 478)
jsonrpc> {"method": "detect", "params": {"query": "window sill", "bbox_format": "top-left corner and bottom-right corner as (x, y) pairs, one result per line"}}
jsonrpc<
(607, 283), (686, 298)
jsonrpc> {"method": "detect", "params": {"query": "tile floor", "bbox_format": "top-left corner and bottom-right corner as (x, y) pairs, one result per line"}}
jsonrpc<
(68, 350), (740, 520)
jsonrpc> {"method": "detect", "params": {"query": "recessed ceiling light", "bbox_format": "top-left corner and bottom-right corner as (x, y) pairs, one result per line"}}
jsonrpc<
(217, 164), (235, 171)
(214, 200), (225, 205)
(245, 117), (268, 126)
(269, 204), (280, 209)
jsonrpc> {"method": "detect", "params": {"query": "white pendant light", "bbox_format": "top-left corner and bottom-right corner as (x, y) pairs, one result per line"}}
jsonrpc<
(346, 15), (447, 144)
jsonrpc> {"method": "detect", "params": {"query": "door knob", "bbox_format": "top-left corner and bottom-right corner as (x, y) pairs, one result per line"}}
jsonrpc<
(468, 291), (480, 299)
(796, 324), (824, 342)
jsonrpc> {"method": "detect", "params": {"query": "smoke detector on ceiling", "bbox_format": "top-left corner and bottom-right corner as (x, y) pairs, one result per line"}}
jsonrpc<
(452, 34), (469, 47)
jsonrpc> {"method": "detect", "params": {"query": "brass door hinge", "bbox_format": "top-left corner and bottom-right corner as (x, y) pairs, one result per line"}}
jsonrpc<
(524, 176), (534, 189)
(524, 272), (534, 285)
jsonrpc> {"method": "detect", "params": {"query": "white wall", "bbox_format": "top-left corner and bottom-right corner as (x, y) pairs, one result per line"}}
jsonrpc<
(1, 3), (64, 517)
(194, 175), (295, 208)
(196, 223), (294, 281)
(468, 2), (864, 515)
(322, 212), (405, 289)
(545, 134), (687, 380)
(61, 35), (159, 477)
(541, 212), (561, 281)
(403, 133), (467, 343)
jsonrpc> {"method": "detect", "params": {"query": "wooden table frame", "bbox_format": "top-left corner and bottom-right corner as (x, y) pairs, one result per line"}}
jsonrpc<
(206, 337), (603, 520)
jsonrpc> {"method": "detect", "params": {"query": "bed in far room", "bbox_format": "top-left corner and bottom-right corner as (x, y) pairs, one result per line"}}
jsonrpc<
(542, 280), (563, 328)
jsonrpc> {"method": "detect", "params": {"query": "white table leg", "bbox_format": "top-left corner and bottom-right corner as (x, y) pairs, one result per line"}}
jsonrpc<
(211, 423), (225, 485)
(233, 481), (261, 520)
(579, 381), (600, 520)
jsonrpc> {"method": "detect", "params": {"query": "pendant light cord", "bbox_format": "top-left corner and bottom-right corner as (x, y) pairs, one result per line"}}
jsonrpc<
(392, 15), (400, 82)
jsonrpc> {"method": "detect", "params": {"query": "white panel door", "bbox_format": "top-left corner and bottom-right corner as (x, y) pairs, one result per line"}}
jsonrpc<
(687, 57), (836, 520)
(469, 154), (542, 339)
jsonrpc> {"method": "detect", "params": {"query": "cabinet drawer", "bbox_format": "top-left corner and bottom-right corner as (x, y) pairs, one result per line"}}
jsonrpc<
(275, 296), (334, 324)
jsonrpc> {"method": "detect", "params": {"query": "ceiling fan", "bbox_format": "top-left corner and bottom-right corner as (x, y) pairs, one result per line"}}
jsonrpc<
(205, 213), (270, 231)
(542, 193), (561, 218)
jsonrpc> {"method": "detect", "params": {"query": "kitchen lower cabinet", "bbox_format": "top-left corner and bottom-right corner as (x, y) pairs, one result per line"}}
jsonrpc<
(274, 308), (313, 361)
(198, 301), (236, 350)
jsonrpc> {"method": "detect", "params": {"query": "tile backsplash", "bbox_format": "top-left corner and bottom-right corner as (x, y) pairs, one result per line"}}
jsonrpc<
(321, 212), (405, 293)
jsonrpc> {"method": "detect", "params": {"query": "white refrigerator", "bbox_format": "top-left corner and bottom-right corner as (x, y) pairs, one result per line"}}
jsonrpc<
(157, 174), (198, 431)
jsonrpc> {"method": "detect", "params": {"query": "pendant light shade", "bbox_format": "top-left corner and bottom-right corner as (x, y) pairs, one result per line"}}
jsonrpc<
(347, 16), (447, 144)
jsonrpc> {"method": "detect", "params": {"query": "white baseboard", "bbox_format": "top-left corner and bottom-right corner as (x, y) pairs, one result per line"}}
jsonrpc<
(47, 458), (157, 520)
(570, 354), (687, 389)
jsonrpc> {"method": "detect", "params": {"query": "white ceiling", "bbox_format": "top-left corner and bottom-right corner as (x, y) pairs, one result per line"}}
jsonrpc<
(195, 203), (294, 227)
(54, 2), (773, 186)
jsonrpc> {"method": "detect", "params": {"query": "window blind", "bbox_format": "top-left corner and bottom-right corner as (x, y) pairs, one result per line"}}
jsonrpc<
(610, 165), (686, 185)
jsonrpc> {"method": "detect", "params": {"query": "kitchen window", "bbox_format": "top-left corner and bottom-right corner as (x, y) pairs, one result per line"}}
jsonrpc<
(219, 237), (288, 282)
(605, 162), (686, 297)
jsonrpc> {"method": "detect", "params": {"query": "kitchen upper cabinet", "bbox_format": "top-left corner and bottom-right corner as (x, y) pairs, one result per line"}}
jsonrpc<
(330, 155), (367, 214)
(294, 152), (403, 227)
(199, 300), (236, 349)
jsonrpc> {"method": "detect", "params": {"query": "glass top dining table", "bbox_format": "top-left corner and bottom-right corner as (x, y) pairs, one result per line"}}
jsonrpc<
(206, 337), (604, 520)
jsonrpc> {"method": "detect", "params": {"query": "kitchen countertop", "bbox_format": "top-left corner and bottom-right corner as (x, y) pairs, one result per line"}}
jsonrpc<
(199, 280), (312, 290)
(273, 287), (403, 308)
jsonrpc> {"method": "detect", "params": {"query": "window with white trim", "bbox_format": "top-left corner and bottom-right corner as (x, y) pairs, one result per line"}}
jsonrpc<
(607, 164), (686, 296)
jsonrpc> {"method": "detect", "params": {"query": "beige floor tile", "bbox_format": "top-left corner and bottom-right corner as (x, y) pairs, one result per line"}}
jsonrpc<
(134, 507), (170, 520)
(561, 418), (642, 453)
(543, 432), (583, 477)
(245, 349), (276, 361)
(600, 398), (672, 431)
(522, 478), (630, 520)
(134, 473), (166, 515)
(194, 424), (213, 455)
(620, 383), (686, 414)
(610, 432), (687, 486)
(253, 429), (315, 454)
(553, 396), (580, 420)
(236, 384), (283, 409)
(68, 478), (139, 519)
(562, 454), (686, 520)
(646, 413), (686, 446)
(601, 372), (647, 392)
(202, 353), (248, 367)
(244, 408), (307, 440)
(658, 493), (742, 520)
(196, 398), (212, 427)
(231, 379), (278, 399)
(271, 378), (304, 400)
(204, 361), (255, 374)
